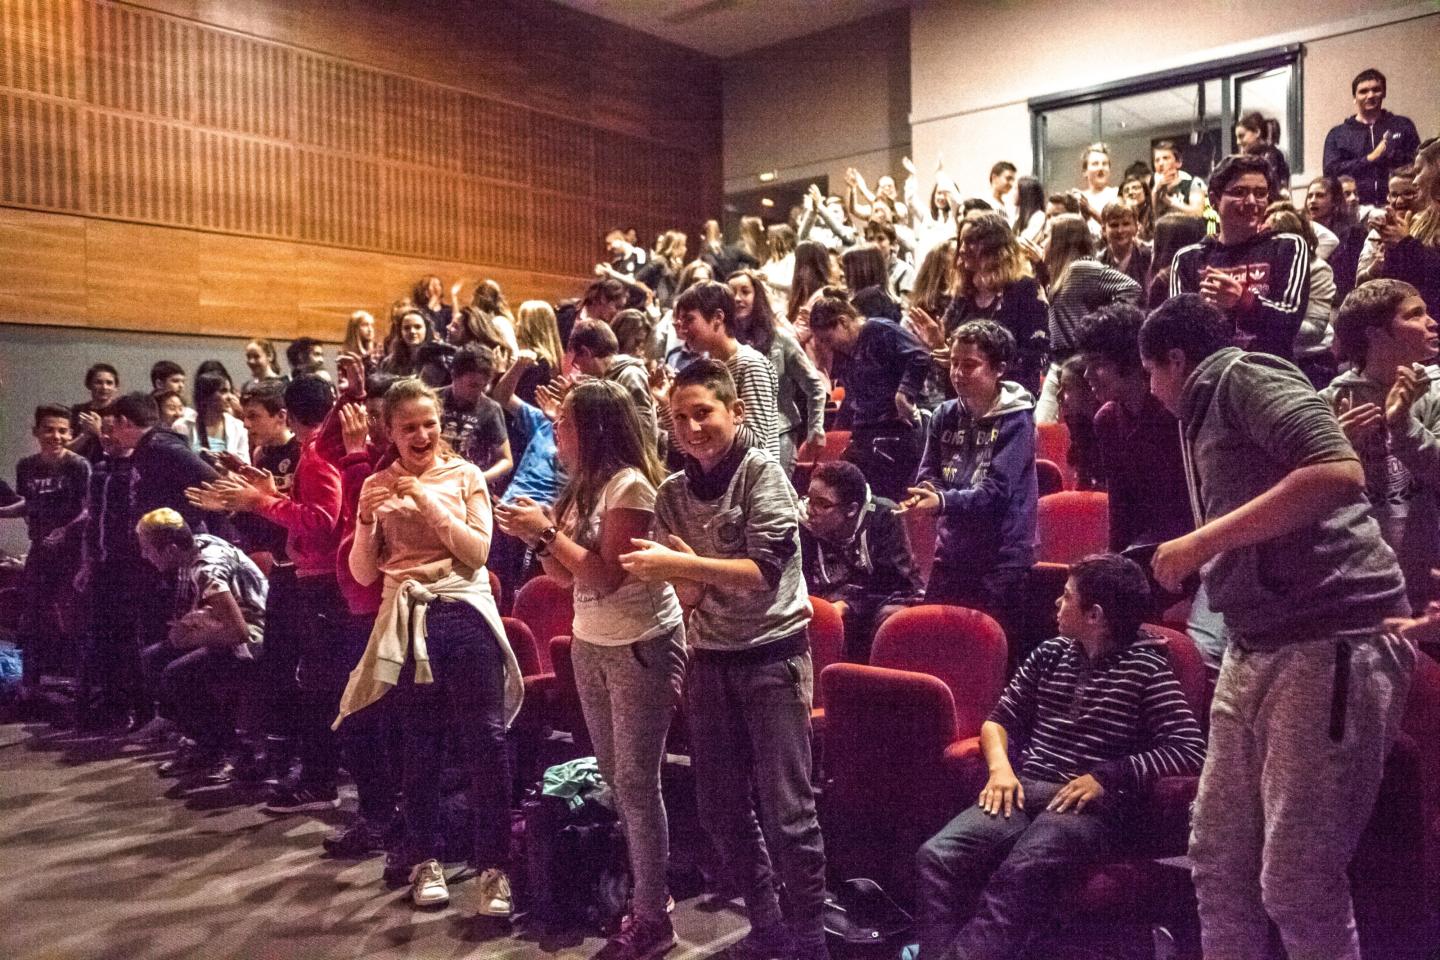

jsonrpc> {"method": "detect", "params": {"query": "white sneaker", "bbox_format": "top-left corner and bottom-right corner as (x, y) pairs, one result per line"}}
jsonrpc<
(472, 867), (512, 918)
(409, 859), (449, 907)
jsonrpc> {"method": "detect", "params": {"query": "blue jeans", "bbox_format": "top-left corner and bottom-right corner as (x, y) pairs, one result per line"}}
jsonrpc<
(394, 598), (510, 868)
(915, 777), (1123, 960)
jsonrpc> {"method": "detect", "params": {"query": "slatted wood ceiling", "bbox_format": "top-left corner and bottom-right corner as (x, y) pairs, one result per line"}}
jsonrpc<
(0, 0), (716, 338)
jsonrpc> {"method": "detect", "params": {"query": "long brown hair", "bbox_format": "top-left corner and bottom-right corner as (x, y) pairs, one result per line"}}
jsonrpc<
(789, 239), (833, 324)
(1042, 214), (1095, 294)
(554, 380), (664, 530)
(728, 268), (781, 352)
(956, 213), (1029, 299)
(912, 239), (956, 312)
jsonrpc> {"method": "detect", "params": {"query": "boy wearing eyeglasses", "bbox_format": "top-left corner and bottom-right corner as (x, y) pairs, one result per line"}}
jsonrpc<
(1168, 153), (1310, 360)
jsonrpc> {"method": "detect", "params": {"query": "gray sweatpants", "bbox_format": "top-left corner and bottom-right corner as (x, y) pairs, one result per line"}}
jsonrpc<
(571, 627), (687, 922)
(1190, 632), (1415, 960)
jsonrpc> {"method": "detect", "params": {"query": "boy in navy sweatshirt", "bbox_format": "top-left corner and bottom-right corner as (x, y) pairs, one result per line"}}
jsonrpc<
(900, 320), (1037, 641)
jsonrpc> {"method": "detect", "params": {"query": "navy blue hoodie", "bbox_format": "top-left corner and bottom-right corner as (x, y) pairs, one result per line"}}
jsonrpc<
(834, 316), (931, 431)
(916, 381), (1037, 574)
(1322, 110), (1420, 206)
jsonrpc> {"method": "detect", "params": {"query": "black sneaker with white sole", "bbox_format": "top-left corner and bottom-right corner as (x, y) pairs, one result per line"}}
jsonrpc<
(263, 783), (340, 813)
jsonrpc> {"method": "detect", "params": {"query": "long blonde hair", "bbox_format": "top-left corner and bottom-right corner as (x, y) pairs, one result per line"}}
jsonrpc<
(1410, 139), (1440, 248)
(343, 311), (377, 357)
(516, 300), (563, 368)
(554, 380), (664, 530)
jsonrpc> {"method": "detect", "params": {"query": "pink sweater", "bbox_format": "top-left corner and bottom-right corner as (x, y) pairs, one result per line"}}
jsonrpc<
(349, 455), (493, 589)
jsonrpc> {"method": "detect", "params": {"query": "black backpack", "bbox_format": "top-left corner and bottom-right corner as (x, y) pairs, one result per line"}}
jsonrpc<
(521, 792), (631, 934)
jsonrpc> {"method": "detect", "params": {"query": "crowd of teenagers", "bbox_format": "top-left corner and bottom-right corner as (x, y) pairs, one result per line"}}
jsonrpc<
(3, 64), (1440, 960)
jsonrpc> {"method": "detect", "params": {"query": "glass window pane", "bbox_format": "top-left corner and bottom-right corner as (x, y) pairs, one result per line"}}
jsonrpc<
(1235, 67), (1293, 164)
(1038, 102), (1094, 191)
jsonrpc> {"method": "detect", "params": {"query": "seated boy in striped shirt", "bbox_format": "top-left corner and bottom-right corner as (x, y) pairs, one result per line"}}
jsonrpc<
(914, 553), (1205, 960)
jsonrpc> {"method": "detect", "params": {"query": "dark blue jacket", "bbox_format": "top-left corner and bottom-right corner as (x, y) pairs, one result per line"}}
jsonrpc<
(834, 317), (931, 431)
(1323, 111), (1420, 206)
(916, 383), (1037, 573)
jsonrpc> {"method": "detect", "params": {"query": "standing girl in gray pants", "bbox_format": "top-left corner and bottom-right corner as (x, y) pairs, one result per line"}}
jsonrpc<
(496, 379), (686, 960)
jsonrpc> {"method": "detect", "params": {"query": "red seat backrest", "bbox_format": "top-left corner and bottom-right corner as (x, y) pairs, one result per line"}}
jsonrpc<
(820, 663), (959, 810)
(1036, 422), (1073, 489)
(871, 604), (1008, 736)
(808, 596), (846, 680)
(1036, 491), (1110, 564)
(1143, 623), (1212, 734)
(513, 575), (574, 673)
(501, 616), (541, 677)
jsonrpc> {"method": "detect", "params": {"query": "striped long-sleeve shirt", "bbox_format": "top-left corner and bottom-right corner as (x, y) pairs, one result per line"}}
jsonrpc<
(1168, 232), (1310, 360)
(1047, 258), (1141, 357)
(988, 633), (1206, 793)
(726, 342), (782, 462)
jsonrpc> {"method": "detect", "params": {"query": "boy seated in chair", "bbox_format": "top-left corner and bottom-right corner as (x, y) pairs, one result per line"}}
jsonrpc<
(914, 553), (1205, 960)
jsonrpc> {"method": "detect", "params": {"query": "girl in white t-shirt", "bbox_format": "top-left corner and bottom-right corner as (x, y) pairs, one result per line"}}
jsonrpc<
(494, 379), (685, 959)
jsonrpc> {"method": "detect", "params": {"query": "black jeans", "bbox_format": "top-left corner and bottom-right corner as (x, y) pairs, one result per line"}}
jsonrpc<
(914, 777), (1123, 960)
(925, 564), (1026, 653)
(844, 424), (921, 504)
(258, 565), (300, 741)
(80, 559), (148, 717)
(394, 598), (510, 868)
(686, 648), (828, 931)
(141, 642), (253, 754)
(339, 612), (401, 823)
(18, 539), (79, 687)
(290, 575), (348, 790)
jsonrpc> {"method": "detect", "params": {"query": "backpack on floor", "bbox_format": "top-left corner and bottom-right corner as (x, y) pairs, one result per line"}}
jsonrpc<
(521, 791), (631, 934)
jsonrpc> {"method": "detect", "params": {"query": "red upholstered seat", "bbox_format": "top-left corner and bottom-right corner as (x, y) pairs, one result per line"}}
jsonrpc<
(793, 430), (852, 491)
(870, 604), (1008, 737)
(512, 574), (573, 673)
(819, 663), (965, 900)
(1036, 491), (1110, 564)
(1035, 421), (1073, 489)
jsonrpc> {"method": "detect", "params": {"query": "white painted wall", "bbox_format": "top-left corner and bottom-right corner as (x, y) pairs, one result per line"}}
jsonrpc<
(910, 1), (1440, 201)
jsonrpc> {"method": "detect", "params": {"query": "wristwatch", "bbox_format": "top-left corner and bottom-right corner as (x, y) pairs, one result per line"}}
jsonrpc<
(533, 525), (558, 557)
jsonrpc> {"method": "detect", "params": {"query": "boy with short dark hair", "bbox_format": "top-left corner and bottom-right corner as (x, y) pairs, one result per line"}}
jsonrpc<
(1321, 279), (1440, 612)
(234, 379), (299, 558)
(71, 363), (119, 462)
(1142, 292), (1415, 960)
(569, 318), (660, 443)
(672, 281), (782, 462)
(900, 320), (1037, 641)
(438, 345), (512, 487)
(808, 291), (930, 501)
(0, 405), (91, 704)
(620, 359), (830, 960)
(915, 553), (1205, 960)
(287, 337), (326, 378)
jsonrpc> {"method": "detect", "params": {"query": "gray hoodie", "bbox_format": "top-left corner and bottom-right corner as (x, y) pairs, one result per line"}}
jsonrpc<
(1178, 348), (1406, 646)
(1320, 367), (1440, 613)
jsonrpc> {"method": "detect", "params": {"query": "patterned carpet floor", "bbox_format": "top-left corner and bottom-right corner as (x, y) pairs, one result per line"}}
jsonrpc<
(0, 721), (748, 960)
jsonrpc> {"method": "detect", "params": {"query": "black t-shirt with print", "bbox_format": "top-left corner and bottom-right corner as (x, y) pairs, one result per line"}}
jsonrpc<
(439, 388), (507, 469)
(16, 451), (91, 542)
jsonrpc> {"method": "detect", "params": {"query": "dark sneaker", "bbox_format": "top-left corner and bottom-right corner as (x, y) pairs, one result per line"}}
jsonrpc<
(593, 913), (676, 960)
(383, 849), (413, 889)
(198, 758), (238, 785)
(157, 746), (218, 778)
(263, 783), (339, 814)
(322, 817), (393, 858)
(726, 922), (796, 960)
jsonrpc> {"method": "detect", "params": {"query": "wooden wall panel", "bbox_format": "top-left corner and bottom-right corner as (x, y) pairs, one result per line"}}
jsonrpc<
(1, 0), (77, 99)
(0, 93), (82, 211)
(83, 1), (196, 121)
(0, 0), (722, 339)
(0, 208), (87, 325)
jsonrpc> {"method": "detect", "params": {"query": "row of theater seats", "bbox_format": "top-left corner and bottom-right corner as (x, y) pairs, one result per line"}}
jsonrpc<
(520, 569), (1440, 956)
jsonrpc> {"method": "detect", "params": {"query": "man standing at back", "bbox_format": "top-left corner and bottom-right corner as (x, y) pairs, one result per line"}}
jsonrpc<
(1323, 68), (1420, 208)
(1141, 293), (1415, 960)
